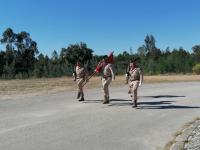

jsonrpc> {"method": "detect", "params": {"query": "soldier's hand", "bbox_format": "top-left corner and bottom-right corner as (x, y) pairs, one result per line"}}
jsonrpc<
(139, 82), (142, 87)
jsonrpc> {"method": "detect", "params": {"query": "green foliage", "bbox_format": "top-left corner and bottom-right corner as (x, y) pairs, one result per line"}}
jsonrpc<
(192, 64), (200, 74)
(1, 28), (200, 78)
(61, 42), (93, 65)
(192, 45), (200, 62)
(0, 28), (38, 78)
(144, 35), (161, 60)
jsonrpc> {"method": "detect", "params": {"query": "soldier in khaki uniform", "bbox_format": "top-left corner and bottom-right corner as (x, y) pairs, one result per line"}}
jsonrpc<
(128, 58), (143, 108)
(101, 56), (115, 104)
(75, 61), (88, 101)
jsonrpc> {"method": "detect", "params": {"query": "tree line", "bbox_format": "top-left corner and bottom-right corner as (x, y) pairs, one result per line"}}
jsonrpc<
(0, 28), (200, 79)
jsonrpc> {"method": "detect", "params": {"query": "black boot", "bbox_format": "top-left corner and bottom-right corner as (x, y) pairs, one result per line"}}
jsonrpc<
(128, 89), (131, 94)
(132, 100), (137, 108)
(135, 100), (138, 108)
(76, 92), (81, 99)
(79, 97), (84, 101)
(103, 96), (109, 104)
(79, 93), (84, 101)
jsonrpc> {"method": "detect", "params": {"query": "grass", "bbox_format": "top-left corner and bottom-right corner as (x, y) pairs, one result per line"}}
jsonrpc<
(0, 74), (200, 99)
(143, 74), (200, 83)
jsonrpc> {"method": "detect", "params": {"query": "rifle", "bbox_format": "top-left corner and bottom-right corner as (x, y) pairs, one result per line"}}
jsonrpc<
(72, 65), (77, 81)
(82, 61), (103, 87)
(125, 63), (131, 84)
(82, 51), (114, 87)
(82, 71), (96, 87)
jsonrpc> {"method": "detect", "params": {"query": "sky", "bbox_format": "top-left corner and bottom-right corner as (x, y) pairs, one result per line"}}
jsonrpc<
(0, 0), (200, 56)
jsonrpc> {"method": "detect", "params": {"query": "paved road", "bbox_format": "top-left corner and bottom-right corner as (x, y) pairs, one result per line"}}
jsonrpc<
(0, 82), (200, 150)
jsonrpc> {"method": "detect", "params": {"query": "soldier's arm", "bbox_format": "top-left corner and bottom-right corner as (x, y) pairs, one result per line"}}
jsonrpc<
(73, 67), (77, 81)
(126, 65), (130, 73)
(109, 65), (115, 80)
(139, 68), (143, 86)
(84, 67), (89, 82)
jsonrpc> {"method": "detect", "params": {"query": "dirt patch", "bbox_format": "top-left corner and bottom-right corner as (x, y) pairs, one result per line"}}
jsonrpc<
(0, 75), (200, 100)
(144, 74), (200, 83)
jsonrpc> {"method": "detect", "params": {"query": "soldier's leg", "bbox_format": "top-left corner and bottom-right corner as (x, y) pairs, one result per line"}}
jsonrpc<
(76, 92), (81, 99)
(129, 81), (134, 98)
(105, 78), (112, 100)
(79, 93), (85, 101)
(130, 82), (135, 106)
(128, 83), (132, 94)
(76, 79), (81, 99)
(78, 78), (85, 101)
(128, 78), (134, 94)
(103, 79), (109, 104)
(102, 78), (111, 104)
(133, 88), (138, 107)
(131, 81), (139, 107)
(102, 78), (107, 102)
(125, 75), (129, 84)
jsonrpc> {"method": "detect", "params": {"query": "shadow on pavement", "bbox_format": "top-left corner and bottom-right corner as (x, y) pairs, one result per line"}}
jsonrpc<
(83, 95), (185, 104)
(108, 99), (132, 106)
(83, 100), (102, 103)
(107, 97), (200, 109)
(83, 95), (200, 109)
(141, 95), (185, 98)
(139, 100), (175, 105)
(138, 105), (200, 109)
(110, 99), (131, 102)
(83, 99), (131, 104)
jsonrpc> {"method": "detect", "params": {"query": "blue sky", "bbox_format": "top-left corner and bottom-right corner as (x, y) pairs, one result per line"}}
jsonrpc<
(0, 0), (200, 56)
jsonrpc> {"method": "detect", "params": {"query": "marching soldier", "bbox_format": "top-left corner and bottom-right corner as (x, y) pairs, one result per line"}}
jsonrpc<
(128, 58), (143, 108)
(101, 55), (115, 104)
(75, 60), (88, 101)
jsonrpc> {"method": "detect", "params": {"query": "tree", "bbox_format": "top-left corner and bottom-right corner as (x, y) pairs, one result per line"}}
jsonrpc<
(0, 51), (5, 76)
(62, 42), (93, 65)
(0, 28), (16, 51)
(49, 50), (62, 77)
(144, 34), (161, 59)
(51, 50), (58, 63)
(0, 28), (39, 78)
(0, 28), (16, 78)
(34, 53), (45, 78)
(192, 45), (200, 62)
(137, 45), (147, 57)
(192, 64), (200, 74)
(15, 31), (38, 76)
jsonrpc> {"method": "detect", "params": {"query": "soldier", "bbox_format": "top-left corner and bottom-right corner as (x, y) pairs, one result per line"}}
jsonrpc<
(75, 60), (88, 101)
(101, 55), (115, 104)
(128, 58), (143, 108)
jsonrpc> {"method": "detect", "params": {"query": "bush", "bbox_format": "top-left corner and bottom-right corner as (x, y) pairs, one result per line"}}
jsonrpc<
(192, 64), (200, 74)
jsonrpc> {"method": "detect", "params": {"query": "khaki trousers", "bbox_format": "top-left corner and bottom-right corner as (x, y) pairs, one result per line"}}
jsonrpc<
(76, 78), (85, 98)
(102, 77), (112, 99)
(129, 80), (139, 102)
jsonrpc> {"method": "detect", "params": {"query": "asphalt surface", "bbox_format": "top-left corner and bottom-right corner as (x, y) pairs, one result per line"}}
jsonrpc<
(0, 82), (200, 150)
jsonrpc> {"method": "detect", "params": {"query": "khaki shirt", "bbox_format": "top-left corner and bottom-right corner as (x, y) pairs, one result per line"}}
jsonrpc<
(76, 66), (86, 79)
(102, 64), (115, 79)
(129, 67), (142, 81)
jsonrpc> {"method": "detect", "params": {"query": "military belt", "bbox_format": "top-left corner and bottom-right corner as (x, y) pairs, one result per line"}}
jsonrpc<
(130, 79), (139, 81)
(102, 76), (111, 79)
